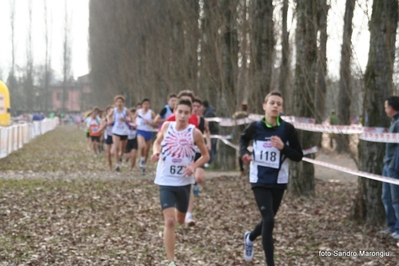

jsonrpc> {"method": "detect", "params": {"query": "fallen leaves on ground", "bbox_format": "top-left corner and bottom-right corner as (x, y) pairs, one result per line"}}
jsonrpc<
(0, 126), (397, 265)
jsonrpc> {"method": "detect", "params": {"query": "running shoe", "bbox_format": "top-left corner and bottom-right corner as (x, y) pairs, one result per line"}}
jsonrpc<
(391, 232), (399, 239)
(139, 159), (144, 169)
(141, 168), (146, 175)
(115, 165), (120, 172)
(380, 228), (394, 234)
(244, 231), (254, 261)
(185, 216), (196, 227)
(168, 261), (176, 266)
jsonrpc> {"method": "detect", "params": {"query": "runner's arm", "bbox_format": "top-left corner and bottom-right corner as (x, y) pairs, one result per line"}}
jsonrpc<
(107, 110), (114, 125)
(239, 122), (257, 159)
(281, 123), (303, 162)
(151, 111), (158, 127)
(204, 119), (211, 151)
(151, 122), (169, 162)
(192, 129), (210, 169)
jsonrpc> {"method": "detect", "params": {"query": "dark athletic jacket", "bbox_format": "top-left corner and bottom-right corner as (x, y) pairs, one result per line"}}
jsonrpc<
(239, 117), (303, 189)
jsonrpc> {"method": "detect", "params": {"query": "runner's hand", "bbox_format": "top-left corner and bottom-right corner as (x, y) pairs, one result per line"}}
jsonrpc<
(242, 154), (252, 163)
(151, 153), (160, 163)
(183, 165), (195, 176)
(270, 136), (284, 150)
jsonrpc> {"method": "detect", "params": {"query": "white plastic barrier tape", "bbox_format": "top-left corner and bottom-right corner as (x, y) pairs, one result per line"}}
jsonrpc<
(303, 157), (399, 185)
(206, 114), (316, 127)
(292, 123), (363, 134)
(207, 113), (399, 143)
(0, 118), (59, 159)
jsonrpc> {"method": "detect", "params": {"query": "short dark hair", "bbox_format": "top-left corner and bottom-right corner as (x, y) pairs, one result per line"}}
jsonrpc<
(202, 100), (209, 108)
(193, 97), (202, 105)
(177, 90), (195, 102)
(264, 91), (282, 103)
(176, 98), (192, 110)
(168, 94), (177, 99)
(114, 95), (125, 103)
(386, 96), (399, 111)
(141, 98), (150, 104)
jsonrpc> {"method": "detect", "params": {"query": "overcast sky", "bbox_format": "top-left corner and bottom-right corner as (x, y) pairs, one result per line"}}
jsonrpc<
(0, 0), (373, 83)
(0, 0), (89, 81)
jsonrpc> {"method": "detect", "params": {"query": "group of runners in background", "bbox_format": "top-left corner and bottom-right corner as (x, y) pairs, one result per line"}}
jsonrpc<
(83, 91), (211, 174)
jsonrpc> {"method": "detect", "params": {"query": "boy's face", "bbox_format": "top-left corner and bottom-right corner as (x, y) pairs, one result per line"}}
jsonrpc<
(168, 97), (177, 108)
(115, 98), (124, 108)
(175, 104), (191, 123)
(263, 95), (283, 117)
(192, 102), (201, 115)
(385, 101), (396, 118)
(142, 101), (150, 110)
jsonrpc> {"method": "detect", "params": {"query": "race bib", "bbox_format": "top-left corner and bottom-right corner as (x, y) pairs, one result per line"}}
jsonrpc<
(253, 140), (280, 169)
(117, 123), (126, 131)
(164, 157), (188, 177)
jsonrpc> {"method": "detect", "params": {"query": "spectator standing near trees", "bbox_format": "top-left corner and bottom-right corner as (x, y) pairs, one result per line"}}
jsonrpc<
(329, 110), (339, 149)
(202, 100), (218, 167)
(380, 96), (399, 241)
(233, 102), (249, 176)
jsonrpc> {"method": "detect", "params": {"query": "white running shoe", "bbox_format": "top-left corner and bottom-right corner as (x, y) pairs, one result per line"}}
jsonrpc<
(380, 228), (394, 234)
(391, 232), (399, 239)
(139, 160), (144, 169)
(185, 216), (196, 227)
(244, 231), (254, 261)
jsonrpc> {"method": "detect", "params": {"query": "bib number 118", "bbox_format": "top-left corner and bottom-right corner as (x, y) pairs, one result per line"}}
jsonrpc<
(259, 151), (277, 162)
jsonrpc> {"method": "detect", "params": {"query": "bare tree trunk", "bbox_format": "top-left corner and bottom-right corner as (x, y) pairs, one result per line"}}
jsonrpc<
(278, 0), (289, 105)
(352, 0), (398, 225)
(289, 0), (318, 197)
(214, 0), (239, 170)
(250, 0), (274, 113)
(314, 0), (329, 147)
(7, 0), (18, 111)
(336, 0), (355, 153)
(236, 0), (251, 106)
(62, 0), (71, 113)
(43, 0), (51, 113)
(25, 0), (34, 112)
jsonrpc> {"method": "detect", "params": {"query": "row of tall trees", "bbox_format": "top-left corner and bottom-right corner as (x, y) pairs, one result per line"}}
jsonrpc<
(89, 0), (399, 225)
(5, 0), (73, 113)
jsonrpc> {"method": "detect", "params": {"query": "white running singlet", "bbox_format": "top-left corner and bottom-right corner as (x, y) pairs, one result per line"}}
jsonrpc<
(154, 122), (196, 186)
(105, 122), (113, 138)
(127, 122), (137, 140)
(112, 107), (129, 136)
(136, 109), (154, 132)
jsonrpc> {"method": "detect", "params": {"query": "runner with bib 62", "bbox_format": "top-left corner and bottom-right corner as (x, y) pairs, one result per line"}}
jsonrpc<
(151, 98), (209, 266)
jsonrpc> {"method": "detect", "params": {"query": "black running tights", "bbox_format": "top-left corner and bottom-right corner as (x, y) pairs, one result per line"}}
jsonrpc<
(249, 187), (285, 266)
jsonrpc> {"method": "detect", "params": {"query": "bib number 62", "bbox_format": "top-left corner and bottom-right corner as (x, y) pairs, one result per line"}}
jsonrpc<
(170, 165), (184, 175)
